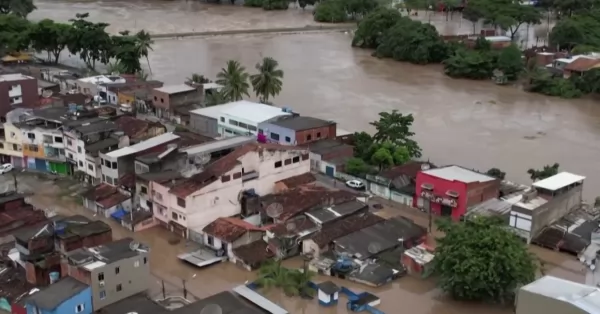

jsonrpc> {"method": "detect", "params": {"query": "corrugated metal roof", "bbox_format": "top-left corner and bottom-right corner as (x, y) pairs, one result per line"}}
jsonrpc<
(232, 285), (288, 314)
(422, 165), (495, 183)
(533, 172), (586, 191)
(105, 132), (180, 158)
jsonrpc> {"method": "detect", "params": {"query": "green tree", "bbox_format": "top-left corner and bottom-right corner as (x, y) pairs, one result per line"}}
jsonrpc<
(205, 90), (228, 107)
(0, 0), (36, 18)
(346, 157), (371, 176)
(187, 73), (212, 84)
(370, 110), (422, 158)
(553, 0), (600, 17)
(135, 30), (154, 75)
(392, 146), (410, 165)
(255, 260), (314, 296)
(527, 163), (559, 181)
(462, 5), (484, 34)
(443, 48), (495, 80)
(29, 19), (71, 64)
(370, 147), (394, 170)
(298, 0), (317, 9)
(345, 0), (379, 19)
(376, 18), (449, 64)
(550, 13), (600, 51)
(434, 216), (537, 302)
(352, 7), (401, 48)
(251, 57), (284, 103)
(526, 68), (584, 98)
(486, 168), (506, 180)
(111, 31), (142, 74)
(313, 0), (347, 23)
(244, 0), (263, 7)
(262, 0), (289, 10)
(467, 0), (542, 40)
(216, 60), (251, 101)
(0, 14), (31, 55)
(352, 131), (375, 160)
(496, 44), (524, 81)
(67, 13), (113, 70)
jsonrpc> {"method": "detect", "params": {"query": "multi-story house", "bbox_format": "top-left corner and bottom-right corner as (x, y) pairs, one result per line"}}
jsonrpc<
(99, 132), (180, 187)
(0, 73), (38, 119)
(113, 116), (167, 144)
(62, 117), (123, 183)
(24, 277), (93, 314)
(258, 116), (336, 146)
(151, 84), (202, 120)
(0, 119), (25, 166)
(62, 238), (150, 311)
(153, 142), (310, 239)
(218, 101), (292, 137)
(100, 80), (163, 105)
(16, 108), (69, 174)
(75, 75), (126, 99)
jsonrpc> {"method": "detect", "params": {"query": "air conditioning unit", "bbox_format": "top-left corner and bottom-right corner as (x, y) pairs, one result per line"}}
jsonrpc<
(99, 281), (105, 287)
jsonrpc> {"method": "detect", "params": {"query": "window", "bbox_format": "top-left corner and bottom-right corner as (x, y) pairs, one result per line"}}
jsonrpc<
(229, 119), (239, 126)
(77, 146), (82, 153)
(317, 132), (321, 138)
(220, 117), (225, 122)
(232, 172), (241, 179)
(301, 154), (309, 161)
(111, 162), (117, 169)
(258, 129), (264, 134)
(75, 304), (85, 313)
(140, 186), (148, 194)
(161, 98), (164, 103)
(116, 284), (122, 292)
(27, 133), (35, 139)
(99, 291), (106, 300)
(172, 212), (178, 220)
(271, 133), (280, 141)
(144, 257), (147, 264)
(274, 161), (282, 168)
(134, 260), (140, 267)
(28, 144), (38, 152)
(154, 96), (157, 101)
(0, 143), (3, 149)
(12, 144), (18, 151)
(284, 158), (292, 165)
(156, 193), (163, 201)
(67, 139), (72, 146)
(54, 137), (63, 143)
(88, 164), (94, 171)
(247, 125), (257, 131)
(221, 175), (230, 182)
(285, 136), (291, 143)
(115, 267), (120, 274)
(177, 197), (186, 207)
(98, 272), (104, 281)
(238, 122), (248, 129)
(306, 134), (312, 141)
(292, 156), (300, 163)
(102, 175), (106, 182)
(78, 161), (83, 167)
(207, 236), (214, 246)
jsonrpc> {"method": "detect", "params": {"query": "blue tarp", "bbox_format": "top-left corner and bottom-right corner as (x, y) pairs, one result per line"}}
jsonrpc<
(111, 208), (128, 221)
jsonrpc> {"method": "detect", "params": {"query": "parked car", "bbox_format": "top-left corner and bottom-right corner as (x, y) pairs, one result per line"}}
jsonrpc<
(0, 164), (14, 174)
(346, 179), (365, 190)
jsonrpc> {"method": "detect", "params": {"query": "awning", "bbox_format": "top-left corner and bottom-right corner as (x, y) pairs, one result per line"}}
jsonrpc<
(177, 248), (227, 268)
(111, 208), (128, 221)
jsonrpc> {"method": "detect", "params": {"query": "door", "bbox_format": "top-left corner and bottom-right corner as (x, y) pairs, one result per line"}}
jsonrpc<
(35, 159), (47, 172)
(325, 166), (334, 177)
(441, 205), (453, 216)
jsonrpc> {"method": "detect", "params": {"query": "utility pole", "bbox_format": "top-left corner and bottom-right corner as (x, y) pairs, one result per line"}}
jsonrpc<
(12, 171), (18, 193)
(161, 280), (166, 299)
(182, 279), (187, 299)
(428, 206), (433, 233)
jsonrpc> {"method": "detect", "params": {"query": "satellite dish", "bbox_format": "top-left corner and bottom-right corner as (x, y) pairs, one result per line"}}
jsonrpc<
(42, 90), (53, 98)
(129, 241), (140, 251)
(265, 203), (283, 219)
(200, 304), (223, 314)
(367, 242), (382, 254)
(194, 153), (211, 166)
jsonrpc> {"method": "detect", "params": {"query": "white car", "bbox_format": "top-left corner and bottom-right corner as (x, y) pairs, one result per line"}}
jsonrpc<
(345, 179), (365, 190)
(0, 164), (14, 174)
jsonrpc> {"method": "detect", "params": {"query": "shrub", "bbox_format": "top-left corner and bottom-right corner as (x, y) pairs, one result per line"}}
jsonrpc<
(262, 0), (289, 10)
(244, 0), (263, 7)
(314, 0), (347, 23)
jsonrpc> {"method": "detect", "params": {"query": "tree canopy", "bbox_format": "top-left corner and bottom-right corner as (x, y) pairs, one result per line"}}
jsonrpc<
(434, 216), (537, 303)
(370, 110), (422, 158)
(251, 57), (284, 103)
(527, 163), (559, 181)
(550, 12), (600, 51)
(0, 0), (36, 18)
(352, 8), (402, 49)
(216, 60), (251, 101)
(486, 168), (506, 180)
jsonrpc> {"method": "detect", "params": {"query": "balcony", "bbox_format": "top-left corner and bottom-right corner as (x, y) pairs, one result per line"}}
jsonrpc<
(242, 171), (259, 182)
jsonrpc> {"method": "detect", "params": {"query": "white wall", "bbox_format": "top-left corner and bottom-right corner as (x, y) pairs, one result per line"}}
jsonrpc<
(75, 138), (87, 172)
(170, 149), (310, 233)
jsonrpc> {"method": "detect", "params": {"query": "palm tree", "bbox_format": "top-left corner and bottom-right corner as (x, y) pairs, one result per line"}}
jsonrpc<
(254, 260), (314, 297)
(186, 73), (211, 84)
(205, 90), (227, 107)
(251, 57), (284, 103)
(135, 30), (154, 75)
(216, 60), (250, 102)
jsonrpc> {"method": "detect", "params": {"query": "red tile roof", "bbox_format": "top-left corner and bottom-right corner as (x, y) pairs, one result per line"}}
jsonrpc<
(81, 184), (131, 209)
(564, 57), (600, 72)
(232, 240), (274, 267)
(202, 217), (266, 242)
(118, 173), (136, 189)
(269, 215), (317, 237)
(114, 116), (166, 139)
(260, 186), (358, 222)
(276, 173), (316, 189)
(309, 212), (384, 248)
(174, 131), (214, 148)
(378, 161), (433, 180)
(0, 206), (47, 238)
(170, 143), (308, 198)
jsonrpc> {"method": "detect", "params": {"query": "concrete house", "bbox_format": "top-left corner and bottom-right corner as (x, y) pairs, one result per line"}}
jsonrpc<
(0, 120), (25, 167)
(516, 276), (600, 314)
(151, 84), (202, 120)
(75, 75), (126, 99)
(0, 74), (38, 118)
(159, 143), (310, 239)
(63, 238), (150, 311)
(189, 102), (239, 138)
(24, 277), (92, 314)
(217, 101), (291, 137)
(201, 217), (266, 260)
(259, 116), (336, 146)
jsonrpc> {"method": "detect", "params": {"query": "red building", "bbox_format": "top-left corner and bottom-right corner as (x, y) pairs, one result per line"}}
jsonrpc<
(414, 165), (500, 219)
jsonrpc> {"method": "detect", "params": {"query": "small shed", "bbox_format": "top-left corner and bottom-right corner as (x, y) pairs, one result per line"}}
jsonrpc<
(317, 281), (340, 306)
(402, 244), (435, 278)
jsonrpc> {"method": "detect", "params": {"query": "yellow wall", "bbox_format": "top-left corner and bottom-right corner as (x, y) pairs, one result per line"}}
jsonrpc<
(118, 92), (135, 105)
(22, 144), (44, 158)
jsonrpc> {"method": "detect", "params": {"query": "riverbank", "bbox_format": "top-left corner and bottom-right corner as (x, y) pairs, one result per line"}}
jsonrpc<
(150, 24), (356, 39)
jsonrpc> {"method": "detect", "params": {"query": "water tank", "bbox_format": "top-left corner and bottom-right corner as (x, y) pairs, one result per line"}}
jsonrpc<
(49, 272), (59, 284)
(54, 222), (66, 235)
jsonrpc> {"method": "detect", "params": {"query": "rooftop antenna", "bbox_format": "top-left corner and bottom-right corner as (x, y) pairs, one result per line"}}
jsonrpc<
(265, 202), (283, 221)
(200, 304), (223, 314)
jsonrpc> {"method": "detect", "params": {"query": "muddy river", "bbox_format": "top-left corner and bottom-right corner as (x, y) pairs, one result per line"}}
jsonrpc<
(25, 2), (599, 311)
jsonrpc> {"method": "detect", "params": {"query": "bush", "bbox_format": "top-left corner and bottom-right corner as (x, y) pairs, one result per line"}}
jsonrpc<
(444, 48), (495, 80)
(352, 7), (402, 48)
(527, 69), (583, 98)
(314, 0), (347, 23)
(496, 45), (524, 81)
(244, 0), (263, 7)
(376, 18), (448, 64)
(263, 0), (289, 10)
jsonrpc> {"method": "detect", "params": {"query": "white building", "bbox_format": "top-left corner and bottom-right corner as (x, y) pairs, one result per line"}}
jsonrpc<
(153, 142), (310, 239)
(218, 101), (292, 137)
(76, 75), (126, 98)
(517, 276), (600, 314)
